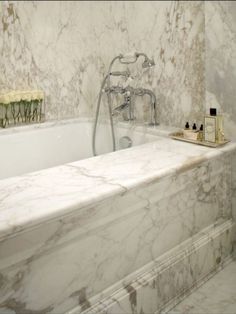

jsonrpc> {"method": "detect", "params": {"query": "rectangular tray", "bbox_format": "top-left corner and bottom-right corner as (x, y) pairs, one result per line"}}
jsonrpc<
(169, 132), (230, 148)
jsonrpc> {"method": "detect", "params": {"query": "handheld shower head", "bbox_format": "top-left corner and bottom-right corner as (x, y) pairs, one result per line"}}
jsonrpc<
(119, 52), (138, 64)
(119, 52), (155, 68)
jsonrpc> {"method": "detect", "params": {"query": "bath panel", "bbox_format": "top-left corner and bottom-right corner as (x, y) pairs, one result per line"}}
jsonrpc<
(69, 220), (234, 314)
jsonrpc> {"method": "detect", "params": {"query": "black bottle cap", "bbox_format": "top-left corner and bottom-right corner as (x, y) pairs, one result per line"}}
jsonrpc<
(200, 124), (203, 131)
(185, 122), (189, 129)
(210, 108), (217, 116)
(192, 123), (197, 130)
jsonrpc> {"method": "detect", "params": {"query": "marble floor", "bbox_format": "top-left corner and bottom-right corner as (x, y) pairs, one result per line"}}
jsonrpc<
(169, 261), (236, 314)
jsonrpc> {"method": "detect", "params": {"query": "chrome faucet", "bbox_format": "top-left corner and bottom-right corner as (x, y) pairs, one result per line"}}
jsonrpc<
(93, 52), (156, 156)
(106, 86), (134, 121)
(106, 85), (158, 125)
(112, 91), (134, 121)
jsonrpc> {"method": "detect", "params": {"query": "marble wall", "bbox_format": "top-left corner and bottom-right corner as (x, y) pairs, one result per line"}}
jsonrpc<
(0, 1), (205, 127)
(205, 1), (236, 141)
(205, 1), (236, 247)
(1, 1), (236, 135)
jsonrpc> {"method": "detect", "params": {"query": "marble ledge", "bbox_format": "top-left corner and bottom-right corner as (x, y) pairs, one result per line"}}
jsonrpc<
(0, 117), (178, 137)
(0, 135), (235, 241)
(0, 117), (94, 137)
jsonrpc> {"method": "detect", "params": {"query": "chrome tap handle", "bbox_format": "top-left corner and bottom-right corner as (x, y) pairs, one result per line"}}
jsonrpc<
(133, 87), (158, 126)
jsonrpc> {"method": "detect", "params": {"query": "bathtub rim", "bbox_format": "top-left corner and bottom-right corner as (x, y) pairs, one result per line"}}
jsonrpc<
(0, 118), (235, 241)
(0, 116), (178, 138)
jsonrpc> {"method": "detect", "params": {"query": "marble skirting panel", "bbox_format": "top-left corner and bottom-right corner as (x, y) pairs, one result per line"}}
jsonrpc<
(70, 219), (234, 314)
(0, 152), (234, 313)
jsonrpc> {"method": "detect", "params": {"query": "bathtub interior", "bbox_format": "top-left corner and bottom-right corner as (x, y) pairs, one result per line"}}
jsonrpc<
(94, 121), (160, 154)
(0, 120), (160, 180)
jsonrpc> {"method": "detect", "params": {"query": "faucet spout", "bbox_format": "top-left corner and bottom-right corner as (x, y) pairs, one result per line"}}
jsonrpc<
(133, 88), (158, 126)
(112, 103), (129, 116)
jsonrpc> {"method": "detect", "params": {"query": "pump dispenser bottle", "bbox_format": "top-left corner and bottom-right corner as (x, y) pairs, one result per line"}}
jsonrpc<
(204, 108), (224, 143)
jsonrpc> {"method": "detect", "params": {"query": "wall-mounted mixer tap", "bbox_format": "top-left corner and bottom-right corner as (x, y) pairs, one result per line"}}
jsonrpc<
(112, 90), (134, 121)
(92, 52), (157, 156)
(105, 84), (157, 125)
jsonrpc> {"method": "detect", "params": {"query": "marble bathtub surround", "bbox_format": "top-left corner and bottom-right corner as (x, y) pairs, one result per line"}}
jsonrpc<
(205, 1), (236, 254)
(0, 126), (235, 312)
(0, 1), (235, 313)
(0, 135), (235, 240)
(72, 220), (234, 314)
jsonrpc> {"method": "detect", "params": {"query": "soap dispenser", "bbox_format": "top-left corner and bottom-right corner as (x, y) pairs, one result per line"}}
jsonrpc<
(204, 108), (224, 143)
(198, 124), (203, 141)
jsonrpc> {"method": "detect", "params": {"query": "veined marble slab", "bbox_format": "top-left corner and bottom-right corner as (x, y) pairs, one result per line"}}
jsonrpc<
(69, 220), (234, 314)
(169, 260), (236, 314)
(0, 1), (205, 127)
(0, 135), (235, 240)
(206, 1), (236, 142)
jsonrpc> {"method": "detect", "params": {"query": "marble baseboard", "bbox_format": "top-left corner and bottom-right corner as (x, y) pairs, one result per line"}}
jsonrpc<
(68, 219), (234, 314)
(169, 260), (236, 314)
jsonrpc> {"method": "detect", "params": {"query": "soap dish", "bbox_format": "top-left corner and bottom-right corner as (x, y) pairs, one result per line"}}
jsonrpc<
(169, 131), (230, 148)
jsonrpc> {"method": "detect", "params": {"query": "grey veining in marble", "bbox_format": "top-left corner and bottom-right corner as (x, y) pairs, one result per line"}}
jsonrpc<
(169, 261), (236, 314)
(0, 1), (205, 128)
(1, 1), (236, 136)
(205, 1), (236, 142)
(0, 130), (235, 313)
(0, 1), (236, 313)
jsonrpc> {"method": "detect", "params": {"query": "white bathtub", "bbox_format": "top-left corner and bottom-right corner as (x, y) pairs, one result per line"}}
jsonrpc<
(0, 118), (235, 314)
(0, 119), (161, 180)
